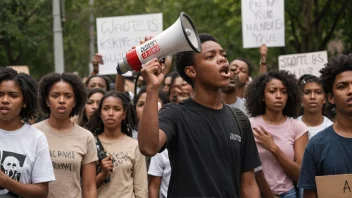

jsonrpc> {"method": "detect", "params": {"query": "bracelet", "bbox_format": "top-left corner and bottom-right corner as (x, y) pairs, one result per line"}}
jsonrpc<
(260, 62), (267, 65)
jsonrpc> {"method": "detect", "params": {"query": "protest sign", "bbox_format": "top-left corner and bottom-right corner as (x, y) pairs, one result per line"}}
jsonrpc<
(279, 51), (328, 79)
(316, 174), (352, 198)
(8, 66), (30, 75)
(241, 0), (285, 48)
(96, 13), (163, 75)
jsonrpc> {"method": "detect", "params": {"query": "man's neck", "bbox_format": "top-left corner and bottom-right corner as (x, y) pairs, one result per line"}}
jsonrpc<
(235, 86), (245, 99)
(302, 111), (324, 127)
(192, 85), (223, 109)
(220, 91), (237, 105)
(333, 112), (352, 137)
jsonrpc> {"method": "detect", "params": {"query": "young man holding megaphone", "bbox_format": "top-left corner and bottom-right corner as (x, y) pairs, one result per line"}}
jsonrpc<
(135, 33), (261, 198)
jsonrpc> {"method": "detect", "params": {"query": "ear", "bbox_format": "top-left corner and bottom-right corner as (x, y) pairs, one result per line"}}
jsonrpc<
(122, 111), (126, 120)
(185, 66), (196, 79)
(327, 93), (335, 105)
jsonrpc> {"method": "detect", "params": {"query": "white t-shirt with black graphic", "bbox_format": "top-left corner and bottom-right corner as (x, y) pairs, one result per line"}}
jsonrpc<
(0, 123), (55, 197)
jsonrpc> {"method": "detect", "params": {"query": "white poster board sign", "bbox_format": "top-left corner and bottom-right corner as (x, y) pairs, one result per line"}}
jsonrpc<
(279, 51), (328, 79)
(96, 13), (163, 75)
(241, 0), (285, 48)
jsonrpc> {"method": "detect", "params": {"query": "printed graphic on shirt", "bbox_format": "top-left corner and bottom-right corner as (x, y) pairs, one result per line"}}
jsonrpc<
(0, 150), (26, 197)
(111, 152), (130, 167)
(49, 150), (79, 171)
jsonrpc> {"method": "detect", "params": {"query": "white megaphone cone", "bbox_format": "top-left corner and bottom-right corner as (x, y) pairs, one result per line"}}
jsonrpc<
(116, 12), (201, 75)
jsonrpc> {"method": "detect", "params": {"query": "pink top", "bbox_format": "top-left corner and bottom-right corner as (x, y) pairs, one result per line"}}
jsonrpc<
(249, 116), (308, 194)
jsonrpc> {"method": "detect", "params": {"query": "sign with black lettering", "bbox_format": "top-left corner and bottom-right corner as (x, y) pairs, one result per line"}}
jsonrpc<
(241, 0), (285, 48)
(96, 13), (163, 75)
(316, 174), (352, 198)
(278, 51), (328, 79)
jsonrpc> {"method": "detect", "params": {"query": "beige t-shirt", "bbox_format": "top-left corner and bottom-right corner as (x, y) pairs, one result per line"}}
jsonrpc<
(97, 135), (147, 198)
(33, 120), (98, 198)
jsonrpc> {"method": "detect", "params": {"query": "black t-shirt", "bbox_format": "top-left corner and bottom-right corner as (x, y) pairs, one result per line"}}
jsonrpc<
(159, 98), (261, 198)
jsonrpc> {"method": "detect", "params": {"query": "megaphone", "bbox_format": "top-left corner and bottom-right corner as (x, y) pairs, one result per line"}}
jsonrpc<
(116, 12), (201, 75)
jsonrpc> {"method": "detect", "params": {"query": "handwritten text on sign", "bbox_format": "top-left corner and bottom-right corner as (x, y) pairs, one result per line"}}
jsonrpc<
(241, 0), (285, 48)
(96, 13), (163, 75)
(279, 51), (328, 79)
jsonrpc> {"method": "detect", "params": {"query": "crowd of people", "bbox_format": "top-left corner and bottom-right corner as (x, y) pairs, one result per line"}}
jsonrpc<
(0, 32), (351, 198)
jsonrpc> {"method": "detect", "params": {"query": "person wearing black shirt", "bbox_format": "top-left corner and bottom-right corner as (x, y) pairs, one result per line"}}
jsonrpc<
(137, 33), (261, 198)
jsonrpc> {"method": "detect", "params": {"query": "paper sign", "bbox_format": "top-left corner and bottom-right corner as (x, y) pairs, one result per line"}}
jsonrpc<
(316, 174), (352, 198)
(96, 13), (163, 75)
(241, 0), (285, 48)
(278, 51), (328, 79)
(8, 66), (30, 75)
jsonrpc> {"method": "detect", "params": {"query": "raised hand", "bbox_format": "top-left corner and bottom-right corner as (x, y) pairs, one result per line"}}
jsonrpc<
(253, 126), (277, 152)
(141, 58), (164, 91)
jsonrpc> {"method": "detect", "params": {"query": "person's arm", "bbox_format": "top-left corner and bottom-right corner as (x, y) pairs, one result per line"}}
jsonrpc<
(254, 127), (308, 182)
(240, 171), (260, 198)
(259, 44), (268, 75)
(0, 173), (48, 198)
(148, 176), (162, 198)
(115, 74), (125, 92)
(255, 170), (277, 198)
(138, 58), (167, 156)
(304, 189), (318, 198)
(82, 162), (98, 198)
(133, 145), (148, 198)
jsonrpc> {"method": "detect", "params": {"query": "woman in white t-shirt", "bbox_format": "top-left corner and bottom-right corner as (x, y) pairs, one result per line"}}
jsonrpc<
(245, 71), (309, 198)
(297, 74), (333, 139)
(0, 67), (55, 197)
(34, 73), (98, 198)
(86, 91), (147, 198)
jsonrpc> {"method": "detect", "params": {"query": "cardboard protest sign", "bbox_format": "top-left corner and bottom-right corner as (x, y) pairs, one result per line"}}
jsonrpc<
(96, 13), (163, 75)
(278, 51), (328, 79)
(316, 174), (352, 198)
(8, 66), (30, 75)
(241, 0), (285, 48)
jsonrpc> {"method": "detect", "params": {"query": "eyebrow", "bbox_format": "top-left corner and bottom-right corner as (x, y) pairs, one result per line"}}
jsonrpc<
(204, 49), (226, 53)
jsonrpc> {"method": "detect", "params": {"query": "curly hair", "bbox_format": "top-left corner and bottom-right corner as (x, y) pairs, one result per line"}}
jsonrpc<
(175, 33), (218, 88)
(0, 67), (38, 122)
(245, 70), (301, 117)
(86, 91), (137, 137)
(78, 88), (106, 127)
(320, 54), (352, 96)
(38, 72), (87, 118)
(85, 75), (111, 91)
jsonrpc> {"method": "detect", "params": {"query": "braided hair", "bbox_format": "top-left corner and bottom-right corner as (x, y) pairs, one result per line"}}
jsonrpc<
(86, 91), (137, 137)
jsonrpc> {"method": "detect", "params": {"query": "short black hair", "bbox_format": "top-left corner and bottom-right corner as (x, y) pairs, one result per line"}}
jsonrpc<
(78, 88), (106, 127)
(245, 70), (301, 117)
(175, 33), (218, 87)
(320, 54), (352, 96)
(38, 72), (87, 118)
(86, 91), (137, 136)
(85, 75), (112, 91)
(234, 58), (252, 77)
(0, 67), (38, 122)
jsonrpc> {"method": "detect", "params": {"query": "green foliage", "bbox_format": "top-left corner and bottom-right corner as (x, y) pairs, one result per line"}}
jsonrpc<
(0, 0), (351, 79)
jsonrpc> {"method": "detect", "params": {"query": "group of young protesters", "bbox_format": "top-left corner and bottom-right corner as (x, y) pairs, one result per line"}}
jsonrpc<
(0, 32), (351, 198)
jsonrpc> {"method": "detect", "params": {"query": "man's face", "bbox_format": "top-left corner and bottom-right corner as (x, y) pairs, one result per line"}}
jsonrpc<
(191, 41), (230, 89)
(328, 70), (352, 116)
(230, 60), (249, 88)
(221, 63), (238, 93)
